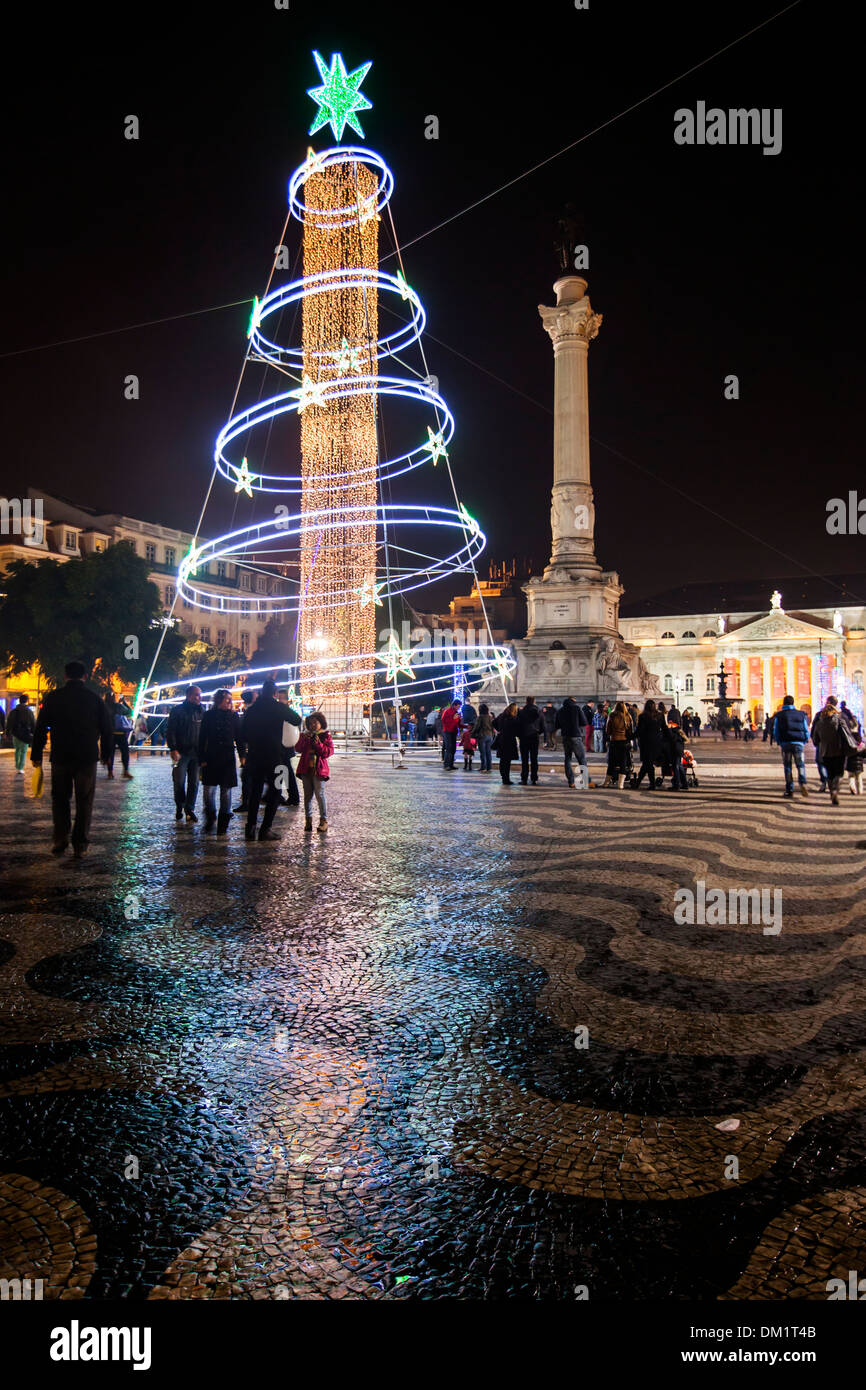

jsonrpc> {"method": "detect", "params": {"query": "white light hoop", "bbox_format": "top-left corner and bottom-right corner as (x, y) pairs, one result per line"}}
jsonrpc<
(287, 146), (394, 229)
(251, 268), (425, 369)
(141, 645), (516, 712)
(176, 503), (486, 616)
(214, 376), (454, 493)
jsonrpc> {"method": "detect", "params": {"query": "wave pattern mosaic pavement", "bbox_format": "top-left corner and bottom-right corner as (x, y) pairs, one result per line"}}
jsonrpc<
(1, 753), (865, 1299)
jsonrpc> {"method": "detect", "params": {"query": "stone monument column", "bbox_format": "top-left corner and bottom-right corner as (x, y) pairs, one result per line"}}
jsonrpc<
(538, 276), (603, 577)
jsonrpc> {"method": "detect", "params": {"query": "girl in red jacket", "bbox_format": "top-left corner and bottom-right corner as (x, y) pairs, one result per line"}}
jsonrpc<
(295, 713), (334, 832)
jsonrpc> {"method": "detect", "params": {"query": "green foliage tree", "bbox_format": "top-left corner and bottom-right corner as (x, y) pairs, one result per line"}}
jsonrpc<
(177, 638), (248, 679)
(0, 544), (185, 690)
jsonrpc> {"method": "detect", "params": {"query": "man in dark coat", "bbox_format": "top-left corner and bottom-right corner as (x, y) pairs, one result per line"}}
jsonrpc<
(774, 693), (810, 798)
(234, 688), (257, 812)
(241, 678), (302, 841)
(31, 661), (113, 857)
(166, 685), (204, 822)
(554, 697), (588, 788)
(516, 696), (543, 784)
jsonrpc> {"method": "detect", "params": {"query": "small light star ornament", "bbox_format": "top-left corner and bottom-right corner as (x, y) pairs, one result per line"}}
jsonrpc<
(394, 270), (412, 302)
(232, 457), (257, 498)
(458, 502), (479, 534)
(307, 50), (373, 142)
(291, 373), (328, 413)
(332, 337), (364, 374)
(423, 426), (449, 467)
(356, 576), (384, 609)
(377, 634), (416, 683)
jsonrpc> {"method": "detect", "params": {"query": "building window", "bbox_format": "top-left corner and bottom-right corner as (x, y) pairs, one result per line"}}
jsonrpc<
(217, 629), (227, 647)
(165, 547), (175, 567)
(702, 629), (715, 638)
(685, 673), (694, 693)
(706, 674), (717, 694)
(144, 542), (156, 564)
(183, 596), (192, 609)
(239, 571), (251, 590)
(256, 575), (266, 593)
(240, 631), (250, 655)
(217, 560), (227, 578)
(94, 539), (105, 552)
(64, 531), (77, 550)
(165, 586), (175, 607)
(664, 674), (673, 693)
(682, 630), (696, 640)
(661, 630), (675, 640)
(200, 627), (211, 643)
(241, 599), (250, 616)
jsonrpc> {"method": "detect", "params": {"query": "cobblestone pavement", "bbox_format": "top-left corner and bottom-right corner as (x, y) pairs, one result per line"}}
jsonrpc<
(2, 749), (866, 1300)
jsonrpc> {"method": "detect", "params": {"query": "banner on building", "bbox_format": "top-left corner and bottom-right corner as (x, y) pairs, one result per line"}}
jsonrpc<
(771, 655), (786, 702)
(748, 657), (763, 698)
(724, 657), (740, 697)
(795, 654), (811, 700)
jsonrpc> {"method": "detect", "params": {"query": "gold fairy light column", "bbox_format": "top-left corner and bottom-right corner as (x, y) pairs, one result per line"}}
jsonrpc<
(299, 157), (378, 723)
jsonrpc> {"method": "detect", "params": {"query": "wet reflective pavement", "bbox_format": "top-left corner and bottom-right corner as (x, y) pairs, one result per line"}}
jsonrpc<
(2, 750), (866, 1300)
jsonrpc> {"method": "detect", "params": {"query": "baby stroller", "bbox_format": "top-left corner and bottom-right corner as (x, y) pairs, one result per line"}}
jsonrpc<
(682, 748), (699, 787)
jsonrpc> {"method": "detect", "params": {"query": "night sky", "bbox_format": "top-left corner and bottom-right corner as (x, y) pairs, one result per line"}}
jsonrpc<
(1, 0), (860, 608)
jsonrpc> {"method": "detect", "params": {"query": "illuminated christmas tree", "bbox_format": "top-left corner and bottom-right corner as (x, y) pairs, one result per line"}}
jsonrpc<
(145, 51), (514, 734)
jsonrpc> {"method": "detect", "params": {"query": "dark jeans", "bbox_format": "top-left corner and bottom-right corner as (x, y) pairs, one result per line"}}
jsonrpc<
(823, 754), (845, 792)
(671, 759), (688, 789)
(499, 757), (513, 784)
(477, 735), (493, 771)
(173, 752), (200, 813)
(563, 735), (586, 787)
(635, 758), (656, 788)
(247, 760), (281, 833)
(519, 735), (539, 783)
(442, 729), (458, 768)
(50, 761), (97, 848)
(780, 741), (806, 791)
(280, 758), (300, 805)
(110, 732), (130, 773)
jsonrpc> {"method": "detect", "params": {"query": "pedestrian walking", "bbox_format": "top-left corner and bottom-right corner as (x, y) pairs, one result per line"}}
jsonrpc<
(30, 660), (113, 858)
(773, 694), (810, 798)
(296, 713), (334, 833)
(242, 678), (302, 841)
(133, 710), (150, 747)
(234, 689), (257, 811)
(665, 716), (689, 791)
(7, 693), (36, 773)
(811, 696), (846, 805)
(441, 699), (461, 770)
(555, 696), (589, 788)
(166, 686), (204, 823)
(107, 694), (135, 780)
(471, 703), (495, 773)
(460, 725), (477, 770)
(634, 699), (663, 789)
(516, 695), (542, 785)
(493, 703), (519, 785)
(840, 701), (865, 795)
(592, 704), (605, 753)
(199, 689), (245, 833)
(603, 701), (634, 788)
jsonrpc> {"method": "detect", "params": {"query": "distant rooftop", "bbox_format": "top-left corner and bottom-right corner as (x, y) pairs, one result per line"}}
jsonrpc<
(620, 573), (866, 619)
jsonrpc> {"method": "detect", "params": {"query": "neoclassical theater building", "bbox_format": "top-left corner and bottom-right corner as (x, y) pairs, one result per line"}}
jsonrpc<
(619, 574), (866, 725)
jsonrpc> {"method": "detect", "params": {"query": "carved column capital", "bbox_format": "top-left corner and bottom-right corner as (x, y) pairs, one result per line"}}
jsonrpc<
(538, 298), (603, 346)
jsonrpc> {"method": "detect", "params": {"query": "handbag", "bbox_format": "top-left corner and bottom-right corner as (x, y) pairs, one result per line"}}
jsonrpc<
(282, 718), (300, 749)
(32, 764), (44, 798)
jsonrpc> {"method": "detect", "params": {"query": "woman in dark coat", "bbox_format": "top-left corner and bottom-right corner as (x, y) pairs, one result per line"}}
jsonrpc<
(635, 699), (663, 788)
(199, 689), (245, 833)
(492, 703), (520, 785)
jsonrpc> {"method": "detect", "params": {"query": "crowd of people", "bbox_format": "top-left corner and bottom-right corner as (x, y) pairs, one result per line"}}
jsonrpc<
(6, 662), (865, 857)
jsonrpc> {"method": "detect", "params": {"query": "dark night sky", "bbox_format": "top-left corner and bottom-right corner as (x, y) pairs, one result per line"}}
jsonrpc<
(1, 0), (861, 608)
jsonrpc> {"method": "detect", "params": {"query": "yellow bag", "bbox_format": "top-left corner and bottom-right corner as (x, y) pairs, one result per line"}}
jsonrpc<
(32, 765), (44, 798)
